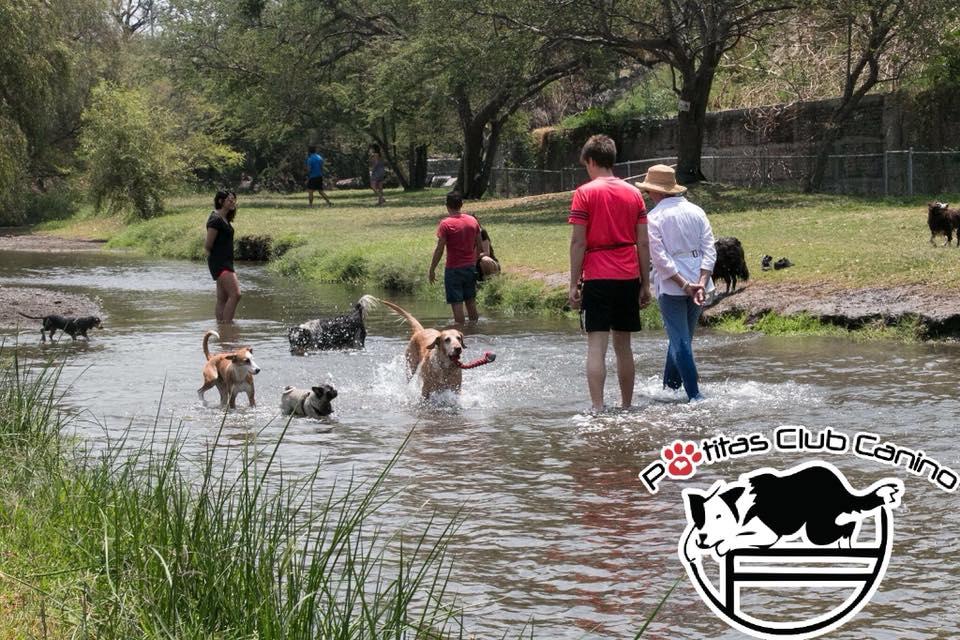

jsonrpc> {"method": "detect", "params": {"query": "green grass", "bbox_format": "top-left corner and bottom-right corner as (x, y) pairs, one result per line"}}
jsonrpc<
(35, 184), (960, 331)
(709, 311), (928, 342)
(695, 185), (960, 289)
(0, 353), (467, 638)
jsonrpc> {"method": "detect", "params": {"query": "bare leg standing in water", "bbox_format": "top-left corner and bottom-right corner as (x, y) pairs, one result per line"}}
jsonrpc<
(215, 271), (242, 324)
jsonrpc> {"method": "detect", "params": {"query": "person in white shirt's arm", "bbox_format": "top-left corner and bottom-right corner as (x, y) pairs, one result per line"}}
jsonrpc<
(636, 165), (716, 401)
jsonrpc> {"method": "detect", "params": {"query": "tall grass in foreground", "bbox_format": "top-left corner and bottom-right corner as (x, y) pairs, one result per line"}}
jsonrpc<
(0, 352), (680, 638)
(0, 353), (464, 638)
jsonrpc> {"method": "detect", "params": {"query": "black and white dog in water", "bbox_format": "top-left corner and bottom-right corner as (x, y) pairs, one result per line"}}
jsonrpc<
(18, 312), (102, 342)
(280, 384), (338, 418)
(288, 295), (378, 352)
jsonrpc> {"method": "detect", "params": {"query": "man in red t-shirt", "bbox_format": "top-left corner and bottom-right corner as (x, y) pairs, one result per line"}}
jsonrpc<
(429, 192), (483, 323)
(568, 134), (651, 412)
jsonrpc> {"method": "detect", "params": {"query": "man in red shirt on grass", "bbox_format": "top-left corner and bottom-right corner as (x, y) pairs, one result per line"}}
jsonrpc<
(568, 135), (652, 412)
(429, 192), (483, 324)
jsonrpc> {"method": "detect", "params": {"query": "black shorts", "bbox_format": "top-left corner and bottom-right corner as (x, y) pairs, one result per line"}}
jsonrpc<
(581, 278), (641, 332)
(307, 176), (324, 191)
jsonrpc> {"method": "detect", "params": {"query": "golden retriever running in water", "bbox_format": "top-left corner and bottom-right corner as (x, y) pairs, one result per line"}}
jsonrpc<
(376, 299), (468, 398)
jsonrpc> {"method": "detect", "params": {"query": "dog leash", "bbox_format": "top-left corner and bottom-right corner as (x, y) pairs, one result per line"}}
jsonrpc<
(454, 351), (496, 369)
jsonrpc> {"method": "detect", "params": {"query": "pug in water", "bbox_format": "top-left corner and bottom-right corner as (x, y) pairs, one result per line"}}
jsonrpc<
(280, 383), (337, 418)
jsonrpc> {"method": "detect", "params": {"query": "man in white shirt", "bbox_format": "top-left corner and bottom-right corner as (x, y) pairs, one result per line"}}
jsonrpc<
(636, 165), (716, 401)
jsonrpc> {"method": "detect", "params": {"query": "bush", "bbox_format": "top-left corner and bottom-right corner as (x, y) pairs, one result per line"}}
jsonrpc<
(324, 250), (368, 282)
(270, 235), (303, 259)
(79, 83), (185, 220)
(477, 276), (565, 315)
(22, 185), (81, 223)
(368, 257), (423, 293)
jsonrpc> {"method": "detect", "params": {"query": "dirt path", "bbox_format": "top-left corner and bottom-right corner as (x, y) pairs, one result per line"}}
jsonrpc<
(505, 265), (569, 288)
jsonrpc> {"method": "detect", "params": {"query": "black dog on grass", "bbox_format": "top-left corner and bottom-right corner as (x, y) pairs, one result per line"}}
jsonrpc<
(288, 295), (378, 352)
(18, 313), (102, 342)
(712, 237), (750, 294)
(927, 202), (960, 246)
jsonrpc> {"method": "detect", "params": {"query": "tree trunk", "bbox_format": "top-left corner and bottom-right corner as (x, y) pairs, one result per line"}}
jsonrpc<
(405, 143), (427, 191)
(457, 120), (503, 199)
(805, 127), (841, 192)
(373, 120), (409, 190)
(805, 95), (871, 192)
(457, 124), (484, 198)
(674, 68), (714, 185)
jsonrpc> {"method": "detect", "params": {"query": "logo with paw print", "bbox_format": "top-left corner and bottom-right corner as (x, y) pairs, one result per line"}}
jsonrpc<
(661, 441), (703, 479)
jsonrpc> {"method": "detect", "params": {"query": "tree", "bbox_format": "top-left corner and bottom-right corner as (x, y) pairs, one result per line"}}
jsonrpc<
(161, 0), (402, 182)
(79, 82), (241, 218)
(803, 0), (955, 191)
(111, 0), (158, 38)
(410, 0), (585, 198)
(495, 0), (794, 185)
(0, 0), (116, 223)
(161, 0), (585, 198)
(79, 83), (183, 218)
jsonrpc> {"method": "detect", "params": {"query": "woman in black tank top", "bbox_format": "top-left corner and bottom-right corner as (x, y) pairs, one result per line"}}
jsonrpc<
(204, 190), (241, 323)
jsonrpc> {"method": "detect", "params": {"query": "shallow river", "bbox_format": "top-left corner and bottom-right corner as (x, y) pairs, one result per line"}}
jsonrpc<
(1, 249), (958, 639)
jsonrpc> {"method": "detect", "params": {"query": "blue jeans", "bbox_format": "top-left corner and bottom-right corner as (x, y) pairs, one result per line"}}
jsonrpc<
(658, 294), (703, 400)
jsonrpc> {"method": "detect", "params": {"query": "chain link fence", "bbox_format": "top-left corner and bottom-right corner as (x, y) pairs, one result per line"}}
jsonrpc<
(483, 150), (960, 198)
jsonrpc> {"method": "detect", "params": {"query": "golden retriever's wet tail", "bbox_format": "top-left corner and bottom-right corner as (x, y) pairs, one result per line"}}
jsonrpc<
(375, 298), (424, 333)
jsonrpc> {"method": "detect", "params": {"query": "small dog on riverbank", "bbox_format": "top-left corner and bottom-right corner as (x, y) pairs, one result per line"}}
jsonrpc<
(288, 295), (378, 352)
(197, 330), (260, 408)
(17, 312), (102, 342)
(927, 202), (960, 246)
(280, 384), (337, 418)
(712, 237), (749, 294)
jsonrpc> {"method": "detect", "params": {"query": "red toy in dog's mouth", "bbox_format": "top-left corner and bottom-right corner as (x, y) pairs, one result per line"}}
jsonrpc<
(452, 351), (496, 369)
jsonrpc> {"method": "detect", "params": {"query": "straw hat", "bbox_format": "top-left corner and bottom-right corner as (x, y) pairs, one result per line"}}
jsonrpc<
(635, 164), (687, 195)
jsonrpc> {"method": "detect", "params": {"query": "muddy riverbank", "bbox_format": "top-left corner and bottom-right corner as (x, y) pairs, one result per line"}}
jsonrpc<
(0, 287), (104, 330)
(0, 233), (106, 329)
(0, 230), (107, 253)
(701, 282), (960, 337)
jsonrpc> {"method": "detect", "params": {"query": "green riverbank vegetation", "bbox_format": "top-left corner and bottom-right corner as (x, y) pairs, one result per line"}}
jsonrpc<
(711, 312), (930, 342)
(39, 186), (960, 333)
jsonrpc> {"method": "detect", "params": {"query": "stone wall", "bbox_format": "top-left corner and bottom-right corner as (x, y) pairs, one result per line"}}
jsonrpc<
(534, 88), (960, 194)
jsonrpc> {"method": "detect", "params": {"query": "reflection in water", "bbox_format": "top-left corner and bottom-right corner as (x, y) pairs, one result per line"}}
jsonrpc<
(1, 249), (958, 638)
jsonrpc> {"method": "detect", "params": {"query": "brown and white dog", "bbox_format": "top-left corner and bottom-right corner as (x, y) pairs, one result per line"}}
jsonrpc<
(197, 330), (261, 408)
(377, 299), (467, 398)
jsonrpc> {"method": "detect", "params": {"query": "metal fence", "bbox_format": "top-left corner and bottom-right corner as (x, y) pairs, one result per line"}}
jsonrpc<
(485, 149), (960, 198)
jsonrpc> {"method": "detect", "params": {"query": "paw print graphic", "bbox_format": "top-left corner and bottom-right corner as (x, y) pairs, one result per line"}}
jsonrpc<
(661, 441), (703, 479)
